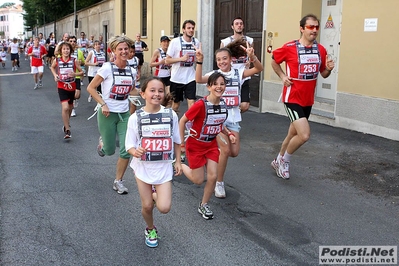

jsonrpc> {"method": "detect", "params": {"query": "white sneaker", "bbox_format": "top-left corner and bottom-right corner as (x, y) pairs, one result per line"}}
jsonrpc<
(277, 158), (290, 179)
(214, 182), (226, 198)
(38, 80), (42, 87)
(113, 180), (128, 194)
(81, 81), (84, 86)
(71, 109), (76, 117)
(33, 84), (38, 90)
(88, 95), (92, 102)
(271, 158), (279, 175)
(73, 99), (79, 108)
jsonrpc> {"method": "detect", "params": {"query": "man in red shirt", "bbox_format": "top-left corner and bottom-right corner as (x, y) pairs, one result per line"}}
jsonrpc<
(270, 14), (335, 179)
(27, 36), (47, 89)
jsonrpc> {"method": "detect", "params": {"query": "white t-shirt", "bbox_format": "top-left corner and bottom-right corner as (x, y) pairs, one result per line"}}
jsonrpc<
(97, 62), (137, 113)
(9, 42), (19, 54)
(87, 50), (105, 77)
(220, 35), (254, 82)
(166, 36), (199, 84)
(125, 106), (181, 184)
(1, 51), (7, 60)
(205, 67), (245, 123)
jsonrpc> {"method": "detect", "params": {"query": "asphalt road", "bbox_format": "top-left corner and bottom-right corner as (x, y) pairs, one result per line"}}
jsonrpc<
(0, 57), (398, 266)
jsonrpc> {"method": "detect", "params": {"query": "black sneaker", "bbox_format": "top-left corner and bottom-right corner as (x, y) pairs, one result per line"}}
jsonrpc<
(64, 130), (71, 139)
(198, 202), (214, 220)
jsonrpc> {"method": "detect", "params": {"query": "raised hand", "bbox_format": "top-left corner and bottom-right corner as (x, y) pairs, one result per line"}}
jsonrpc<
(240, 41), (254, 57)
(194, 43), (203, 62)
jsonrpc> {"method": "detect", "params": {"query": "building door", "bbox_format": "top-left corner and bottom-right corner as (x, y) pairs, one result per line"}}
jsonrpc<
(214, 0), (263, 107)
(316, 0), (342, 100)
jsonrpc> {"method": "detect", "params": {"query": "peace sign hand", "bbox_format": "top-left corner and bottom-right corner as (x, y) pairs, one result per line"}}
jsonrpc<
(240, 41), (254, 57)
(194, 43), (203, 62)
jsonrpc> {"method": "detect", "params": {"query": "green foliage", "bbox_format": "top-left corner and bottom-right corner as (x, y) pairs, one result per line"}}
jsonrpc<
(0, 3), (16, 8)
(22, 0), (102, 29)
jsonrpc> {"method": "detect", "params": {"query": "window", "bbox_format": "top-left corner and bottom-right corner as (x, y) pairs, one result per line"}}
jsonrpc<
(173, 0), (181, 37)
(142, 0), (147, 36)
(327, 0), (337, 6)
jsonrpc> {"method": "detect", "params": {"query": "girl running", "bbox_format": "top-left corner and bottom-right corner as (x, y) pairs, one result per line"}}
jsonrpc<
(195, 40), (263, 199)
(50, 41), (84, 139)
(179, 72), (236, 219)
(125, 77), (182, 247)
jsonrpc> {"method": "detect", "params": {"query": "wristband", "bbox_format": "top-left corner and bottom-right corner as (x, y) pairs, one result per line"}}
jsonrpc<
(228, 132), (234, 137)
(250, 57), (257, 63)
(101, 102), (107, 107)
(196, 62), (203, 65)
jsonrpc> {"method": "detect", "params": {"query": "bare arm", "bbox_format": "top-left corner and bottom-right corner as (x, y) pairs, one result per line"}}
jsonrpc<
(194, 44), (209, 84)
(165, 54), (187, 65)
(149, 49), (161, 67)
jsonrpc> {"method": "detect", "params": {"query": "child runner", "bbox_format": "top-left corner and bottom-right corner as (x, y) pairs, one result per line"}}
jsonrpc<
(125, 77), (182, 247)
(1, 47), (7, 68)
(50, 41), (84, 139)
(150, 36), (171, 94)
(195, 40), (263, 199)
(27, 36), (47, 89)
(179, 72), (236, 219)
(85, 40), (106, 102)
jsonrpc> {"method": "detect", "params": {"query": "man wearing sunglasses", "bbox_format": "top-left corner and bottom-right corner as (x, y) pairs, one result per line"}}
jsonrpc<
(270, 14), (335, 180)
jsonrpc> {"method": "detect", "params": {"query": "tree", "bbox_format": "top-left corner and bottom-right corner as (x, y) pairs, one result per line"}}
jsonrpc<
(0, 2), (16, 8)
(22, 0), (102, 30)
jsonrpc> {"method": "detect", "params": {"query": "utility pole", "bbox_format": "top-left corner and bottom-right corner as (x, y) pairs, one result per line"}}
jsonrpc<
(74, 0), (77, 36)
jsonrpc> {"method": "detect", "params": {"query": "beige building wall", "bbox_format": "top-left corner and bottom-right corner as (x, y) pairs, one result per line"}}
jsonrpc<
(339, 0), (399, 100)
(37, 0), (399, 140)
(262, 0), (399, 140)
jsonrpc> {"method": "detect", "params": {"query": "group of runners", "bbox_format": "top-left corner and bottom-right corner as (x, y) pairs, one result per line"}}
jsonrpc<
(14, 13), (334, 249)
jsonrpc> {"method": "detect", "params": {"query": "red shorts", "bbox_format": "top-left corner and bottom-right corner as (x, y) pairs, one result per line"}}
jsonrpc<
(186, 137), (220, 169)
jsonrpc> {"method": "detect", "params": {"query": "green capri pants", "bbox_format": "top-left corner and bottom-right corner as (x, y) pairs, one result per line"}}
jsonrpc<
(97, 109), (131, 159)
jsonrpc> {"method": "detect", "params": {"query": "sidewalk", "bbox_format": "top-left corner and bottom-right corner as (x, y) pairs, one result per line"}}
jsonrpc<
(236, 108), (399, 202)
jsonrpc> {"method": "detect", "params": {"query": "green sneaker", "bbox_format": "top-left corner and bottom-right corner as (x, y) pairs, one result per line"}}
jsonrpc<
(145, 226), (158, 247)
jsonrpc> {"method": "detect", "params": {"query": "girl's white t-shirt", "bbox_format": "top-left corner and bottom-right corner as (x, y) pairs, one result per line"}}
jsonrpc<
(125, 106), (181, 185)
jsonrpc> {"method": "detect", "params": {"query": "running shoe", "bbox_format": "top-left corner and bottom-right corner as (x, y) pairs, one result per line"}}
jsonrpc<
(34, 84), (38, 90)
(198, 202), (214, 220)
(113, 180), (128, 194)
(88, 95), (92, 102)
(271, 158), (279, 174)
(214, 182), (226, 198)
(97, 136), (105, 157)
(180, 150), (186, 163)
(145, 226), (158, 248)
(277, 158), (290, 180)
(81, 81), (84, 86)
(64, 130), (71, 139)
(73, 99), (79, 108)
(38, 80), (42, 87)
(71, 109), (76, 117)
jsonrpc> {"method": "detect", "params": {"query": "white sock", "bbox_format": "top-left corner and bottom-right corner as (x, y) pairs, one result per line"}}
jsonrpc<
(283, 152), (292, 162)
(277, 153), (282, 161)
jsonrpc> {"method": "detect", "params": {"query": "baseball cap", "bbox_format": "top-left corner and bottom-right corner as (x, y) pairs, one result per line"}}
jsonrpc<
(160, 36), (170, 42)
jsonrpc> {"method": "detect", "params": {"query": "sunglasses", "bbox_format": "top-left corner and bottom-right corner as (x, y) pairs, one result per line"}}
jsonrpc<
(305, 25), (320, 30)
